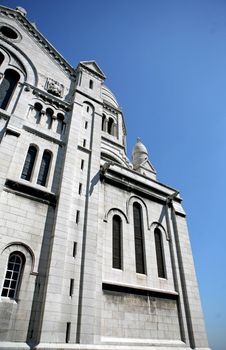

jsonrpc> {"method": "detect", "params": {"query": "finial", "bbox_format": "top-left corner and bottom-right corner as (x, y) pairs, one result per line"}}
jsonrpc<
(137, 137), (141, 143)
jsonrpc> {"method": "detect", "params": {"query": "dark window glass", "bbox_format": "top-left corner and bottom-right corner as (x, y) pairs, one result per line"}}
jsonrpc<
(102, 114), (106, 131)
(133, 203), (145, 274)
(21, 145), (37, 181)
(1, 253), (24, 299)
(37, 150), (51, 186)
(154, 228), (166, 278)
(0, 69), (20, 110)
(112, 215), (122, 269)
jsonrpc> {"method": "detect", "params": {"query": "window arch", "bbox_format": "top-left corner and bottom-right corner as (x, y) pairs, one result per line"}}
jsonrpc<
(1, 252), (25, 299)
(107, 117), (114, 135)
(154, 227), (166, 278)
(112, 215), (122, 269)
(133, 202), (145, 274)
(37, 150), (52, 186)
(21, 145), (37, 181)
(0, 69), (20, 110)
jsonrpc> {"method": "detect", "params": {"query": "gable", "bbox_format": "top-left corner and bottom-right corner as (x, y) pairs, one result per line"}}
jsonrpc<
(80, 61), (106, 79)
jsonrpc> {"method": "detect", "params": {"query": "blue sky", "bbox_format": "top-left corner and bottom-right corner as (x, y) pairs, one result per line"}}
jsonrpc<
(2, 0), (226, 348)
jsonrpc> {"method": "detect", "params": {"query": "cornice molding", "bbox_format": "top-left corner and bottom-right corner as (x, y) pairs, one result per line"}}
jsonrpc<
(0, 6), (76, 78)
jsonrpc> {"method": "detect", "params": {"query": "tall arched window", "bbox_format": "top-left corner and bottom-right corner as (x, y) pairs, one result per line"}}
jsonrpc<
(56, 113), (65, 134)
(108, 117), (114, 135)
(1, 252), (25, 299)
(0, 69), (20, 110)
(112, 215), (122, 269)
(21, 145), (37, 181)
(133, 203), (145, 274)
(154, 228), (166, 278)
(37, 150), (52, 186)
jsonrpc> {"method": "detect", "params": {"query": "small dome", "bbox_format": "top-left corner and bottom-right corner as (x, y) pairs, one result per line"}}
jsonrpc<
(102, 85), (119, 108)
(132, 138), (148, 168)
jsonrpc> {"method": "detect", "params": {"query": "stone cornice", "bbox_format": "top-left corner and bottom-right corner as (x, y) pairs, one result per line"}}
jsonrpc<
(23, 125), (65, 146)
(0, 6), (76, 78)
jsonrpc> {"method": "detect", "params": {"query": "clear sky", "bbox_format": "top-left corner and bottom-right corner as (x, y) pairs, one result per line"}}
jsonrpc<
(1, 0), (226, 349)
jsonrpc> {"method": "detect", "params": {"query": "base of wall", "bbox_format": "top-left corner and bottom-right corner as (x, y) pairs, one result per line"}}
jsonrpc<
(0, 341), (212, 350)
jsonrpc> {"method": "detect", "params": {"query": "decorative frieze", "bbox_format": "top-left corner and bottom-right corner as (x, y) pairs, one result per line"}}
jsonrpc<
(45, 77), (64, 98)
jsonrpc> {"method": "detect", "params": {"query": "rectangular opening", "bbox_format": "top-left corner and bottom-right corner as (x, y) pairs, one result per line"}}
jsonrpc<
(66, 322), (71, 343)
(81, 159), (84, 170)
(78, 183), (82, 195)
(83, 139), (86, 147)
(69, 279), (74, 297)
(85, 121), (88, 129)
(73, 242), (77, 258)
(76, 210), (80, 224)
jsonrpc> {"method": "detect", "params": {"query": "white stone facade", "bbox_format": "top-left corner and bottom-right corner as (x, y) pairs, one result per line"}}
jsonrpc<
(0, 5), (210, 350)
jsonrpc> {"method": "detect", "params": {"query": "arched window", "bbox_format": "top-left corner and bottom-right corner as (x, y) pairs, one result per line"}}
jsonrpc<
(154, 228), (166, 278)
(1, 252), (25, 299)
(133, 202), (145, 274)
(34, 102), (42, 124)
(56, 113), (65, 134)
(46, 108), (54, 129)
(0, 69), (20, 110)
(107, 117), (114, 135)
(0, 51), (4, 66)
(37, 150), (52, 186)
(89, 79), (93, 89)
(21, 145), (37, 181)
(112, 215), (122, 269)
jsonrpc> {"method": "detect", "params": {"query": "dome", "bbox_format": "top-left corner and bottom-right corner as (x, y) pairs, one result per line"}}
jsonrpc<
(132, 139), (148, 168)
(102, 85), (119, 108)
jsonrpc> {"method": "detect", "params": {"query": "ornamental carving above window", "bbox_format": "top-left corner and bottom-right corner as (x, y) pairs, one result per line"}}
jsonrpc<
(45, 77), (64, 97)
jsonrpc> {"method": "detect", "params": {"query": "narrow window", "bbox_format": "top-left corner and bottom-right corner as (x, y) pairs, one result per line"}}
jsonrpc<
(89, 79), (93, 89)
(86, 106), (89, 112)
(66, 322), (71, 343)
(133, 203), (145, 274)
(83, 139), (86, 147)
(21, 145), (37, 181)
(81, 159), (84, 170)
(0, 69), (20, 110)
(107, 118), (114, 135)
(34, 102), (42, 124)
(85, 121), (88, 129)
(69, 279), (74, 297)
(56, 113), (65, 134)
(78, 183), (82, 195)
(73, 242), (77, 258)
(76, 210), (80, 224)
(37, 150), (52, 186)
(112, 215), (122, 269)
(102, 114), (106, 131)
(46, 108), (53, 129)
(1, 252), (25, 299)
(154, 228), (166, 278)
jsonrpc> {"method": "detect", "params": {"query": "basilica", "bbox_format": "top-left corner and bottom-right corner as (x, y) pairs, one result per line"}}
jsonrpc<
(0, 5), (210, 350)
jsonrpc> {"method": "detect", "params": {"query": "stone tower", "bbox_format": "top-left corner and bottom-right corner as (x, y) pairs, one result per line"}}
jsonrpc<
(0, 5), (210, 350)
